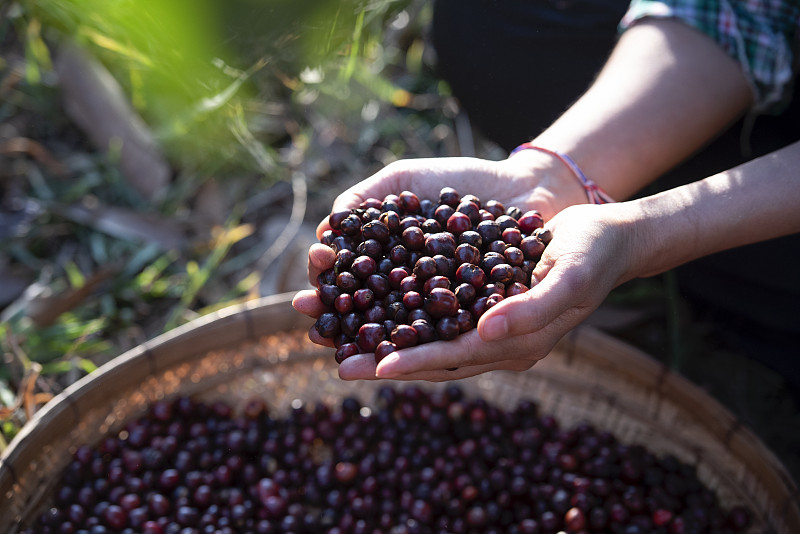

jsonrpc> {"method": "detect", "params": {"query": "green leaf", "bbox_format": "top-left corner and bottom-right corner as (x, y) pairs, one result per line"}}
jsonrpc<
(0, 380), (16, 408)
(23, 18), (52, 84)
(341, 8), (365, 82)
(64, 261), (86, 289)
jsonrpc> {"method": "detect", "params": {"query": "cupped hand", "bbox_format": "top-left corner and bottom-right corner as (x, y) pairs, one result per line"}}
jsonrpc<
(292, 155), (612, 380)
(339, 202), (644, 381)
(314, 155), (587, 239)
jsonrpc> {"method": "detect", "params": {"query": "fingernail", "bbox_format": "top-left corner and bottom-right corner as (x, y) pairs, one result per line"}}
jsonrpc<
(482, 314), (508, 340)
(375, 352), (400, 378)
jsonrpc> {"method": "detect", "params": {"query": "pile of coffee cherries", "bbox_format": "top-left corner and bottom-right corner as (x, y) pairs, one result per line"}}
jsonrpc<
(314, 188), (552, 363)
(23, 385), (753, 534)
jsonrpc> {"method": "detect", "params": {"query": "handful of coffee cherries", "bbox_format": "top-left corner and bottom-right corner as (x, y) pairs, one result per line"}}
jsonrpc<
(314, 188), (551, 364)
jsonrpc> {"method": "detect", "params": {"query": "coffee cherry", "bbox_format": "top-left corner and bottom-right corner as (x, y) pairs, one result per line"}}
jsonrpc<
(412, 319), (437, 344)
(439, 187), (461, 207)
(401, 226), (425, 250)
(315, 313), (341, 338)
(454, 283), (477, 305)
(455, 263), (486, 288)
(421, 218), (442, 234)
(335, 343), (361, 364)
(329, 209), (353, 230)
(336, 271), (361, 294)
(424, 232), (457, 258)
(374, 340), (397, 363)
(413, 256), (438, 280)
(423, 275), (451, 295)
(447, 212), (472, 234)
(357, 323), (387, 353)
(353, 288), (375, 311)
(398, 191), (421, 214)
(34, 383), (753, 534)
(520, 236), (546, 261)
(334, 293), (354, 314)
(391, 324), (419, 349)
(436, 316), (460, 340)
(424, 288), (459, 318)
(351, 256), (378, 279)
(317, 188), (556, 361)
(361, 220), (391, 244)
(455, 243), (481, 265)
(318, 284), (342, 306)
(340, 214), (362, 235)
(490, 264), (515, 284)
(518, 210), (544, 233)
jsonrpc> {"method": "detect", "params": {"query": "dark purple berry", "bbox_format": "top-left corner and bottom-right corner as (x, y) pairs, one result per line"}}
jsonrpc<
(329, 210), (353, 230)
(435, 317), (460, 341)
(374, 341), (397, 363)
(340, 214), (362, 236)
(520, 236), (546, 260)
(401, 226), (425, 250)
(357, 323), (387, 353)
(351, 256), (377, 279)
(391, 325), (419, 349)
(455, 263), (486, 288)
(476, 220), (502, 243)
(424, 288), (459, 318)
(336, 271), (361, 294)
(361, 220), (391, 244)
(412, 319), (437, 344)
(424, 232), (457, 258)
(413, 256), (438, 280)
(439, 187), (460, 207)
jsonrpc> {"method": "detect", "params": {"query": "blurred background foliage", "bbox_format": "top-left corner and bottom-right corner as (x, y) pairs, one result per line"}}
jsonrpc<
(0, 0), (455, 444)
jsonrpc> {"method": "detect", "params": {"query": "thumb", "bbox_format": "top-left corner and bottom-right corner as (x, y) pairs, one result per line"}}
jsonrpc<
(477, 256), (583, 342)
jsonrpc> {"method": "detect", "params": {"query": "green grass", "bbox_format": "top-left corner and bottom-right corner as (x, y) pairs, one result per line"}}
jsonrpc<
(0, 0), (437, 443)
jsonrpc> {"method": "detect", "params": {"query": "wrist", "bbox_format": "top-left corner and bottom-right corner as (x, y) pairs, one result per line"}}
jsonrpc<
(618, 195), (686, 282)
(501, 147), (592, 216)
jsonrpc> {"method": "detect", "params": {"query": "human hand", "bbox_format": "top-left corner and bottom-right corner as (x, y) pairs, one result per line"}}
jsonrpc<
(315, 154), (589, 239)
(292, 155), (603, 378)
(299, 154), (587, 291)
(326, 202), (642, 381)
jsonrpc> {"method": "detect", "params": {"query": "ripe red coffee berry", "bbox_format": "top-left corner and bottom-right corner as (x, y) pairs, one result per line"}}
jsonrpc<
(446, 212), (472, 234)
(357, 323), (387, 353)
(391, 324), (419, 348)
(425, 288), (459, 318)
(518, 210), (545, 233)
(374, 340), (397, 363)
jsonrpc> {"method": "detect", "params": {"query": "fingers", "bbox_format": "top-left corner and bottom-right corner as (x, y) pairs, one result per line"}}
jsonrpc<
(477, 253), (590, 342)
(291, 289), (328, 318)
(292, 290), (335, 349)
(307, 325), (335, 348)
(375, 358), (535, 382)
(307, 243), (336, 286)
(337, 353), (380, 380)
(338, 349), (534, 382)
(373, 330), (546, 378)
(315, 218), (332, 240)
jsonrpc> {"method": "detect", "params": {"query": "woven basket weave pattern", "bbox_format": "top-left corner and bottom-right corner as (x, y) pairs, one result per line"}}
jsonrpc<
(1, 293), (797, 533)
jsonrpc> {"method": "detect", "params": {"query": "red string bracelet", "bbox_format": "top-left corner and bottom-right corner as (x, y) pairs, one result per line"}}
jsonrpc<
(510, 142), (615, 205)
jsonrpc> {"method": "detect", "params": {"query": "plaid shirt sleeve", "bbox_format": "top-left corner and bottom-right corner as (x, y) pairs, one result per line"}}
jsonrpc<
(619, 0), (800, 113)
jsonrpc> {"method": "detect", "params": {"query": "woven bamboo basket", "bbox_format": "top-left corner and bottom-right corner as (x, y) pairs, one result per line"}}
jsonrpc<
(1, 292), (798, 533)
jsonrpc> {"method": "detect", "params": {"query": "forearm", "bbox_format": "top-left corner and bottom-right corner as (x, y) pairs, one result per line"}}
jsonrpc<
(626, 141), (800, 280)
(532, 18), (753, 201)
